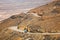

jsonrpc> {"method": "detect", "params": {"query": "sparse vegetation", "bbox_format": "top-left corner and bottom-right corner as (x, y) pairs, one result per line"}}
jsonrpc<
(10, 15), (17, 19)
(55, 2), (60, 6)
(0, 0), (60, 40)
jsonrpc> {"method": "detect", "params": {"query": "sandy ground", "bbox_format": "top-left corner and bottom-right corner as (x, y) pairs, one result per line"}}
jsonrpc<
(8, 26), (29, 33)
(8, 26), (60, 35)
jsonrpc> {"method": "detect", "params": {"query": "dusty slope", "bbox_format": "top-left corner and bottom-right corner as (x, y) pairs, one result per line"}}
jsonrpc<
(18, 0), (60, 33)
(0, 28), (60, 40)
(18, 13), (60, 33)
(0, 0), (60, 33)
(28, 0), (60, 16)
(0, 13), (27, 32)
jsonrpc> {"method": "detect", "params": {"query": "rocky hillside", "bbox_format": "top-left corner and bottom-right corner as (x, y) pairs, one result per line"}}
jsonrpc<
(28, 0), (60, 18)
(0, 0), (60, 33)
(0, 28), (60, 40)
(18, 0), (60, 33)
(0, 13), (27, 32)
(0, 0), (60, 40)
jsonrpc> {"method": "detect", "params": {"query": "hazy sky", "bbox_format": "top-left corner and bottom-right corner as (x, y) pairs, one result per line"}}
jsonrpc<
(0, 0), (53, 21)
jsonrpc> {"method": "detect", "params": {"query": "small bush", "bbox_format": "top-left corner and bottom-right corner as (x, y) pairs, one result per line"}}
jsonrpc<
(55, 2), (60, 6)
(10, 15), (16, 19)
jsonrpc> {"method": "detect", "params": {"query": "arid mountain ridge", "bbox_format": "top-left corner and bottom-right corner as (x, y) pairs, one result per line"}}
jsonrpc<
(0, 0), (60, 33)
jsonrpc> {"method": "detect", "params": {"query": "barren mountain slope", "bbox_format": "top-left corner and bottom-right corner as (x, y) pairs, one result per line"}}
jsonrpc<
(0, 0), (60, 33)
(28, 0), (60, 17)
(0, 13), (27, 32)
(0, 28), (60, 40)
(18, 0), (60, 33)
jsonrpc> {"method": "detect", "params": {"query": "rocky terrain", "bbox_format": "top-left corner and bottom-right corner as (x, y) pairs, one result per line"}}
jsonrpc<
(18, 0), (60, 33)
(0, 0), (60, 40)
(0, 13), (26, 32)
(0, 28), (60, 40)
(0, 0), (60, 33)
